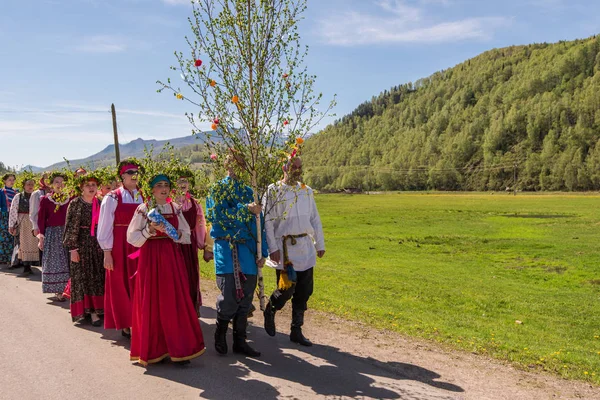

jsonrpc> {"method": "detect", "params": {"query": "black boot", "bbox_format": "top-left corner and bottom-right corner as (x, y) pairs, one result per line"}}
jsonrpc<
(290, 308), (312, 346)
(214, 318), (229, 355)
(232, 315), (261, 357)
(18, 265), (32, 277)
(263, 302), (276, 337)
(290, 327), (313, 347)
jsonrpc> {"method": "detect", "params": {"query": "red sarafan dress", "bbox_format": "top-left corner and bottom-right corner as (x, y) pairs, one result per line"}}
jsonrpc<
(180, 197), (204, 314)
(103, 189), (140, 330)
(128, 203), (205, 366)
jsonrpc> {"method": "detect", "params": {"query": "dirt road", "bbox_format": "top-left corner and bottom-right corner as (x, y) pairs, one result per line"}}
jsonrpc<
(0, 268), (598, 399)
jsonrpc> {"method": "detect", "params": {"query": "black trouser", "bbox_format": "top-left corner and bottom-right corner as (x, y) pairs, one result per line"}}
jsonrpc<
(269, 267), (314, 328)
(216, 273), (257, 322)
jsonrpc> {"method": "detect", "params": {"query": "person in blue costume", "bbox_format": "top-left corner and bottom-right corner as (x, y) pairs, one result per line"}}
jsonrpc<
(0, 174), (18, 267)
(206, 152), (268, 358)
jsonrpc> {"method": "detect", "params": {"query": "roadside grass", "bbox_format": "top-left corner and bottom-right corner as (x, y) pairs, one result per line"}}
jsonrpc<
(201, 192), (600, 384)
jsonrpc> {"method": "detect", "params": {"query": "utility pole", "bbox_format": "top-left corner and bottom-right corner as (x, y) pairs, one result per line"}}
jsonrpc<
(111, 103), (120, 166)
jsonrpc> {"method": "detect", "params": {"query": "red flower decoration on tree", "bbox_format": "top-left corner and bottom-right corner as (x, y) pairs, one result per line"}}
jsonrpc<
(283, 120), (289, 126)
(194, 59), (203, 67)
(213, 118), (220, 125)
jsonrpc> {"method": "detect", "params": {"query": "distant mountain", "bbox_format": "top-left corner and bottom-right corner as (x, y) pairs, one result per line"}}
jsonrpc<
(303, 34), (600, 191)
(21, 165), (44, 173)
(36, 135), (207, 171)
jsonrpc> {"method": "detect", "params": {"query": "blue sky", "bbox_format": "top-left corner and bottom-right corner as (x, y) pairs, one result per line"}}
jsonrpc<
(1, 0), (599, 168)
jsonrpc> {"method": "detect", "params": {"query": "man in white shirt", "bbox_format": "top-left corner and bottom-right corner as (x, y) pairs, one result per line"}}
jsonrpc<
(262, 156), (325, 346)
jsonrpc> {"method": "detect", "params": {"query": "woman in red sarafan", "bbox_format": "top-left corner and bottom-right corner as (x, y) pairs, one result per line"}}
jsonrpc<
(97, 159), (144, 339)
(174, 169), (206, 316)
(127, 174), (205, 366)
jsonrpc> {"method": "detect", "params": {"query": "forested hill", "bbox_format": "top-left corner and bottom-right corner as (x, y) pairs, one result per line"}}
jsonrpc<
(303, 35), (600, 191)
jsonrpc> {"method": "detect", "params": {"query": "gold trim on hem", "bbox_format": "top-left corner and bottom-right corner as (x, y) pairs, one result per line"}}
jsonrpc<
(130, 347), (206, 366)
(171, 347), (206, 362)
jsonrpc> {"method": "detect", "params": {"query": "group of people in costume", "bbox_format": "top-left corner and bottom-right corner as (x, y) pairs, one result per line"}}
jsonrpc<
(0, 151), (325, 366)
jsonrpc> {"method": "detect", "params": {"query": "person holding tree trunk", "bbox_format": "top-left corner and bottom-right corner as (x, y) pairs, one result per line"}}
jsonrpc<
(206, 153), (268, 358)
(97, 159), (144, 338)
(262, 155), (325, 346)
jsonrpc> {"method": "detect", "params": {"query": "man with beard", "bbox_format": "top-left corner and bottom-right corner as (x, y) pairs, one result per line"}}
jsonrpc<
(262, 156), (325, 346)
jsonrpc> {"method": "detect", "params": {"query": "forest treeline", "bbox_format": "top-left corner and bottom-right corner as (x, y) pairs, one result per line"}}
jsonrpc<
(302, 35), (600, 191)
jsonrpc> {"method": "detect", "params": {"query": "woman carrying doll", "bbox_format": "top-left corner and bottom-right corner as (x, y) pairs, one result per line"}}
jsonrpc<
(126, 174), (205, 366)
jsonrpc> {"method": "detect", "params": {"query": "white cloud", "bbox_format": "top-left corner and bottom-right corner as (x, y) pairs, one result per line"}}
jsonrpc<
(318, 0), (510, 46)
(418, 0), (452, 5)
(73, 35), (127, 53)
(0, 102), (202, 166)
(377, 0), (422, 20)
(51, 102), (185, 119)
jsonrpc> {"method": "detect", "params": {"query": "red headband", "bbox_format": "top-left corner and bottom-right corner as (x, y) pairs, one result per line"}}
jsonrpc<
(119, 163), (139, 175)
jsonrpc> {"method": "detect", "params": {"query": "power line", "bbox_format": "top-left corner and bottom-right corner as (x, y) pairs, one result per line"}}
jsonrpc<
(305, 160), (528, 174)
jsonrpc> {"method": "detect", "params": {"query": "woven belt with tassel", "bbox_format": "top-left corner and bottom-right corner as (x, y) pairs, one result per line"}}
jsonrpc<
(279, 233), (308, 290)
(216, 236), (247, 301)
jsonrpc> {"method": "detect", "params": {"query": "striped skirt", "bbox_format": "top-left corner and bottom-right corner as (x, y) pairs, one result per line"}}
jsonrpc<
(42, 226), (69, 293)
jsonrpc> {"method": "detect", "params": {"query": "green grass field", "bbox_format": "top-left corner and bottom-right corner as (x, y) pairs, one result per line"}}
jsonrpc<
(201, 192), (600, 383)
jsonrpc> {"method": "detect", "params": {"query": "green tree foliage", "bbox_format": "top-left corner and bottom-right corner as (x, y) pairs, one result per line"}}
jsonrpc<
(0, 162), (15, 177)
(303, 35), (600, 191)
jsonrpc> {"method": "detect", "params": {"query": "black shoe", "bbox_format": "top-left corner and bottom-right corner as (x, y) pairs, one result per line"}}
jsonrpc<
(173, 360), (191, 366)
(232, 314), (261, 357)
(121, 329), (131, 339)
(214, 319), (229, 355)
(233, 339), (261, 357)
(91, 319), (102, 327)
(263, 303), (276, 337)
(290, 327), (312, 347)
(18, 268), (32, 277)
